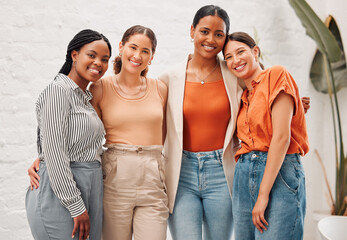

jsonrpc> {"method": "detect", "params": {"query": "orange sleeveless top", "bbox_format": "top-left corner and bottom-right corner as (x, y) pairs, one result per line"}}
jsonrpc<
(183, 80), (230, 152)
(99, 76), (164, 145)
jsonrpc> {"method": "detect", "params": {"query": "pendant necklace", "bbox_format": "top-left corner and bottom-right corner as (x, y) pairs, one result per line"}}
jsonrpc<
(115, 76), (145, 96)
(195, 61), (219, 85)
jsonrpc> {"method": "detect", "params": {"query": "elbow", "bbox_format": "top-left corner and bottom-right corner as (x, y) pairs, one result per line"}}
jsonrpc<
(272, 132), (291, 149)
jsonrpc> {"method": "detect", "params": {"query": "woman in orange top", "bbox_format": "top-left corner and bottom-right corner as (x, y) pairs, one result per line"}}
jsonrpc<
(223, 32), (309, 240)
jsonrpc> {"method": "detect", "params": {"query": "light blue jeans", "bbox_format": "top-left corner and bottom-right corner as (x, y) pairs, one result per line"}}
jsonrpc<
(232, 151), (306, 240)
(168, 149), (233, 240)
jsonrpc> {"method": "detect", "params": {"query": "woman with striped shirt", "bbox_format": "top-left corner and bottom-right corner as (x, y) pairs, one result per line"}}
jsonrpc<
(25, 29), (112, 240)
(28, 25), (168, 240)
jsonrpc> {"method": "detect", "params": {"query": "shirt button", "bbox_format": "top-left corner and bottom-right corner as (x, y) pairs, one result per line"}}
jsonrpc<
(252, 154), (257, 158)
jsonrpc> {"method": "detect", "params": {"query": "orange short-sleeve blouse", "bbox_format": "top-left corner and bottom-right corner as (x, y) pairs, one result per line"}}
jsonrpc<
(235, 65), (309, 160)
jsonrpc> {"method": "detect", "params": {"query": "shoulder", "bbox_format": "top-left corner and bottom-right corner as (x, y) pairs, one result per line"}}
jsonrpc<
(158, 55), (190, 86)
(40, 75), (70, 99)
(151, 77), (168, 94)
(150, 77), (168, 103)
(89, 75), (113, 105)
(266, 65), (289, 76)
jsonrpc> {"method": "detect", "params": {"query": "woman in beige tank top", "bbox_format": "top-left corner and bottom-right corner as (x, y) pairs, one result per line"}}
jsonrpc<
(89, 25), (169, 240)
(27, 25), (169, 240)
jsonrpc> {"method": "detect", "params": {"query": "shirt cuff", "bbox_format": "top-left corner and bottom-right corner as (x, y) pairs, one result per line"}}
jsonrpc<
(65, 196), (86, 218)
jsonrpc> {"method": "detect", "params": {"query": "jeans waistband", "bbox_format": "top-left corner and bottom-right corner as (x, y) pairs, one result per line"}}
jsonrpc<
(183, 148), (223, 160)
(239, 151), (300, 162)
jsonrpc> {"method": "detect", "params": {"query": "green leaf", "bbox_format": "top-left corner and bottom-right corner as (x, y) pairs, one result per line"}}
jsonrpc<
(310, 16), (347, 93)
(289, 0), (341, 62)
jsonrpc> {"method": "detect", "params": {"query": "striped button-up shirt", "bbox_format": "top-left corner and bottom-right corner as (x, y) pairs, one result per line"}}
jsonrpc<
(36, 73), (105, 217)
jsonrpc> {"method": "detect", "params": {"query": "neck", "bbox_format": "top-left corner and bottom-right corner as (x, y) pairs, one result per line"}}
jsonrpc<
(117, 71), (143, 87)
(67, 72), (88, 92)
(189, 53), (218, 70)
(243, 66), (263, 91)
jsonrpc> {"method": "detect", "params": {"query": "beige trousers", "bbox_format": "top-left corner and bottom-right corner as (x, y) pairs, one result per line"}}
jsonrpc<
(102, 144), (169, 240)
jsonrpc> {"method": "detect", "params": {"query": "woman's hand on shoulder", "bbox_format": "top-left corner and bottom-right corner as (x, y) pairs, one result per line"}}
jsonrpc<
(301, 96), (310, 113)
(89, 79), (103, 118)
(28, 158), (40, 190)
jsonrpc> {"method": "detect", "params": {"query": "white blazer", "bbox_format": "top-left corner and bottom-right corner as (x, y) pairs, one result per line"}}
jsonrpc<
(159, 54), (243, 213)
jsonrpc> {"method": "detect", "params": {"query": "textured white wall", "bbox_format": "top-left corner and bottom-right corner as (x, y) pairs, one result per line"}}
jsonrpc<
(0, 0), (346, 239)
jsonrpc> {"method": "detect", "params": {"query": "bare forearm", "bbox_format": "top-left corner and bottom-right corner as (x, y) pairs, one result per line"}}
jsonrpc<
(258, 136), (290, 197)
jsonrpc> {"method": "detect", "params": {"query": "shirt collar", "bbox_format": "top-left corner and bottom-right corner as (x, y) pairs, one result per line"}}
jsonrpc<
(56, 73), (80, 90)
(56, 73), (93, 101)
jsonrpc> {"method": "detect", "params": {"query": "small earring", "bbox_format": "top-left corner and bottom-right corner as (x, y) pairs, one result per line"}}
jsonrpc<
(119, 53), (122, 57)
(191, 38), (194, 42)
(148, 61), (151, 65)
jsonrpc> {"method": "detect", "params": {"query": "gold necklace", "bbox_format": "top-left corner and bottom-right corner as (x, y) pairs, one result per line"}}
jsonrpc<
(115, 76), (145, 96)
(195, 61), (219, 85)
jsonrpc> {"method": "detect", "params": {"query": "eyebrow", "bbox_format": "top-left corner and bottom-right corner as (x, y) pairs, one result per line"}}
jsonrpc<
(129, 43), (150, 52)
(87, 49), (110, 58)
(199, 27), (225, 33)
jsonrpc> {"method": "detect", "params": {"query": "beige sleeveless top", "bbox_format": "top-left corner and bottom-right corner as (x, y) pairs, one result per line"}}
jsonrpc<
(99, 76), (164, 145)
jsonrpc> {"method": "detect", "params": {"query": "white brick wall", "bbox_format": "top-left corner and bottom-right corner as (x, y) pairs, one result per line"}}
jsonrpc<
(1, 0), (346, 239)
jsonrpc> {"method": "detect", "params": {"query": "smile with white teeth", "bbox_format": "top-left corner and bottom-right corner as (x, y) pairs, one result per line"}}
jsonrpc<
(235, 64), (246, 70)
(130, 60), (141, 66)
(89, 68), (100, 74)
(203, 45), (216, 50)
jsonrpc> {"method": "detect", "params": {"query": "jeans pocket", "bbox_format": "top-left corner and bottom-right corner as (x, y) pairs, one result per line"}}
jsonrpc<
(278, 161), (300, 193)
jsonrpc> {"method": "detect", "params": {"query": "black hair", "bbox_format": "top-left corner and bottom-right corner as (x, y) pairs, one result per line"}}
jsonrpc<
(59, 29), (112, 75)
(224, 32), (264, 69)
(113, 25), (157, 77)
(192, 5), (230, 34)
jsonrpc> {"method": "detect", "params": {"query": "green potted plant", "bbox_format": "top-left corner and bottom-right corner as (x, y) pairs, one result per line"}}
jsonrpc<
(289, 0), (347, 216)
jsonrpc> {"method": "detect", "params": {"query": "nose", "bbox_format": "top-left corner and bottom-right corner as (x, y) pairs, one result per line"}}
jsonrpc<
(133, 50), (141, 60)
(233, 55), (240, 64)
(206, 33), (215, 43)
(94, 57), (102, 66)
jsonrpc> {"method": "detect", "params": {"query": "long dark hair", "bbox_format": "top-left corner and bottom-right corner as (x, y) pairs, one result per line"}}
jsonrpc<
(192, 5), (230, 34)
(59, 29), (112, 75)
(113, 25), (157, 77)
(224, 32), (264, 69)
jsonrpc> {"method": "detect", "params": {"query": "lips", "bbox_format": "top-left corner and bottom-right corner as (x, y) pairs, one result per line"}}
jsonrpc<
(130, 60), (141, 67)
(235, 63), (246, 71)
(88, 67), (101, 75)
(202, 44), (216, 51)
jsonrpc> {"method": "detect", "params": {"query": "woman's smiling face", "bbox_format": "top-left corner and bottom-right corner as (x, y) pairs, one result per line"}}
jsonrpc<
(190, 15), (227, 59)
(119, 33), (154, 75)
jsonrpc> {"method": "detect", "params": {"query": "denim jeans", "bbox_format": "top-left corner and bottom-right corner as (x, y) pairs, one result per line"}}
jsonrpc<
(232, 151), (306, 240)
(168, 149), (233, 240)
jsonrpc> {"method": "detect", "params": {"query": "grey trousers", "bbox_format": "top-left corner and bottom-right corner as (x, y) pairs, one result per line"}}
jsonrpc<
(25, 161), (103, 240)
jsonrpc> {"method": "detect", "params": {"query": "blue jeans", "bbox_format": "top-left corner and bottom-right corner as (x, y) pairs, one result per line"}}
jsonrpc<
(168, 149), (233, 240)
(232, 151), (306, 240)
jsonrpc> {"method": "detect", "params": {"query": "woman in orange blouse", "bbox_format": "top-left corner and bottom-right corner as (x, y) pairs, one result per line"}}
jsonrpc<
(223, 32), (309, 240)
